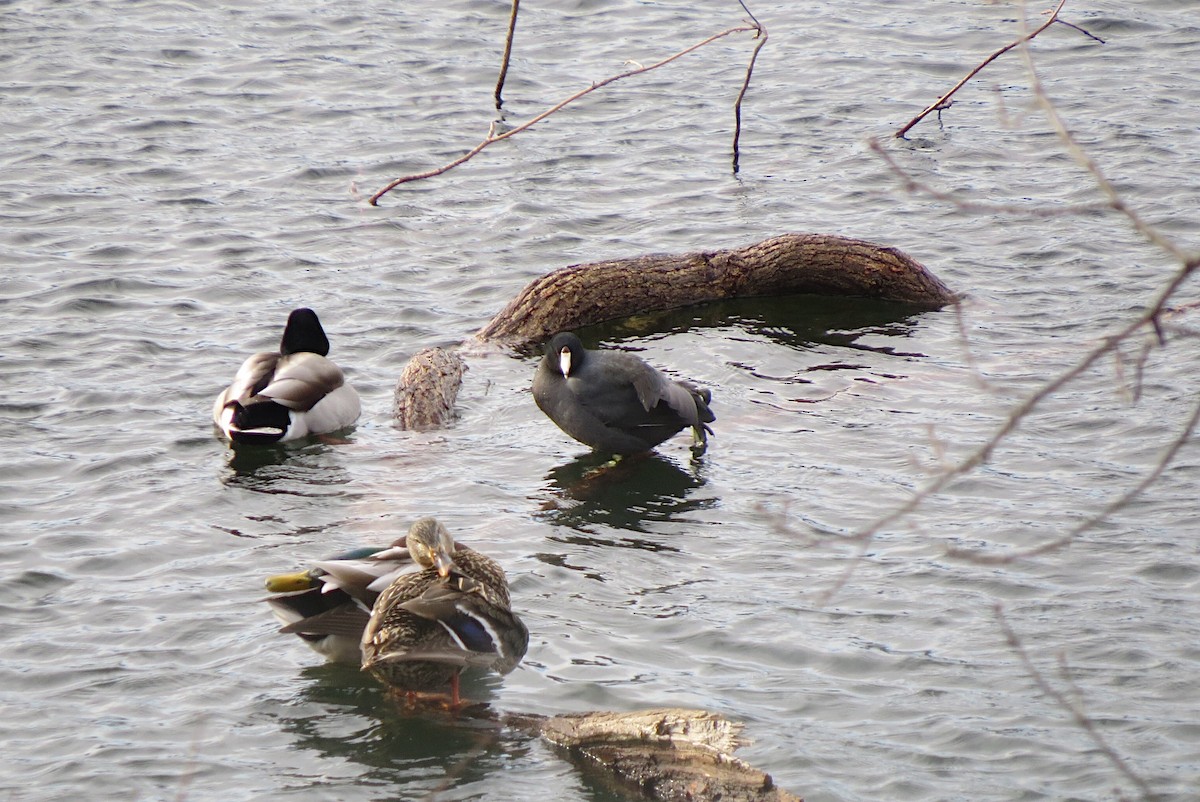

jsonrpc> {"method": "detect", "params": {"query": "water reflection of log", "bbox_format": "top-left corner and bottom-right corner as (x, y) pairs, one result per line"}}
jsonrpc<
(394, 233), (953, 430)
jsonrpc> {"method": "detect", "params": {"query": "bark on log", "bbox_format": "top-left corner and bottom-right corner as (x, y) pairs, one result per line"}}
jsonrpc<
(535, 708), (803, 802)
(393, 347), (465, 431)
(475, 232), (954, 348)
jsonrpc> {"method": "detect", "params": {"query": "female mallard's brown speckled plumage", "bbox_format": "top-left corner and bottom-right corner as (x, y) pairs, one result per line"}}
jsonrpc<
(360, 517), (528, 702)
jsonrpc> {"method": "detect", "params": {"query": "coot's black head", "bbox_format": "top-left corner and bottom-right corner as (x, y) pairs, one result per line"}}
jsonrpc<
(545, 331), (585, 377)
(280, 308), (331, 356)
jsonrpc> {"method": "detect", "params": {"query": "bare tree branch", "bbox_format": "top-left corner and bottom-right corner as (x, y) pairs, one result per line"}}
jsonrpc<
(994, 605), (1154, 800)
(494, 0), (520, 110)
(1012, 7), (1192, 264)
(732, 2), (767, 172)
(816, 263), (1197, 605)
(370, 25), (761, 206)
(895, 0), (1084, 139)
(868, 137), (1109, 217)
(948, 394), (1200, 564)
(823, 0), (1200, 597)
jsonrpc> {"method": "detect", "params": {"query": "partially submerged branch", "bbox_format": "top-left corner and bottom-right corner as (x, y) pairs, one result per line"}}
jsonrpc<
(370, 24), (761, 206)
(494, 0), (520, 110)
(392, 233), (951, 429)
(894, 0), (1093, 139)
(475, 233), (953, 348)
(732, 1), (767, 172)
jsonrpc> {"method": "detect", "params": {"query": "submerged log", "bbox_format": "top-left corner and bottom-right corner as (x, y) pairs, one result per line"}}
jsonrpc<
(475, 232), (954, 347)
(395, 233), (953, 429)
(535, 708), (803, 802)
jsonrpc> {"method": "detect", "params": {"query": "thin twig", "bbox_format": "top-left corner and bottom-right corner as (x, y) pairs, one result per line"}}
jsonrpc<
(948, 394), (1200, 564)
(370, 25), (758, 205)
(995, 605), (1155, 799)
(894, 0), (1070, 139)
(736, 0), (761, 28)
(1054, 18), (1105, 44)
(1013, 8), (1191, 263)
(952, 299), (992, 391)
(816, 275), (1191, 606)
(731, 0), (766, 171)
(494, 0), (520, 110)
(732, 20), (767, 173)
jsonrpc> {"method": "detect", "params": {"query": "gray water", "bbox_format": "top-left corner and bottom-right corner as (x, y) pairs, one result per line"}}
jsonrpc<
(2, 1), (1198, 800)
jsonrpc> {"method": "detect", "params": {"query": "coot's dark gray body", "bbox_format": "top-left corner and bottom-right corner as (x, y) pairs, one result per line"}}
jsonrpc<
(532, 332), (715, 455)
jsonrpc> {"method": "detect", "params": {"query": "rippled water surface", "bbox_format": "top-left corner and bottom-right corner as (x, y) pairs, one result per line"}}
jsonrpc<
(3, 1), (1199, 800)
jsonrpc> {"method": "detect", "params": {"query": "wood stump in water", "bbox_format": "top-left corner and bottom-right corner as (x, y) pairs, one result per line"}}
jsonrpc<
(393, 346), (466, 430)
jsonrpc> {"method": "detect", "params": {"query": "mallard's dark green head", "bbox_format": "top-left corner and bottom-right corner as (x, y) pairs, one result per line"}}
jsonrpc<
(405, 517), (457, 578)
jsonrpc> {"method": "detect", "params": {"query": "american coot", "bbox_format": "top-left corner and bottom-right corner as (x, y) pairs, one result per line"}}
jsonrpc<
(532, 331), (715, 456)
(212, 308), (361, 444)
(361, 518), (529, 705)
(263, 540), (415, 664)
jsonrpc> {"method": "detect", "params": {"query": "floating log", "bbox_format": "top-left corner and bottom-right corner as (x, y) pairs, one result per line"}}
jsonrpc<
(396, 233), (953, 430)
(534, 708), (803, 802)
(475, 232), (954, 347)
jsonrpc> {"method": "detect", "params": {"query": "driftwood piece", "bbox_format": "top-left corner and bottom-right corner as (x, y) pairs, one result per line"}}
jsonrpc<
(393, 347), (466, 431)
(474, 233), (954, 347)
(535, 708), (803, 802)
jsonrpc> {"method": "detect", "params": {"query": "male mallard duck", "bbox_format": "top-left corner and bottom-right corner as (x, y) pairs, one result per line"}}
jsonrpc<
(532, 331), (715, 456)
(361, 517), (529, 704)
(264, 541), (413, 664)
(213, 307), (361, 444)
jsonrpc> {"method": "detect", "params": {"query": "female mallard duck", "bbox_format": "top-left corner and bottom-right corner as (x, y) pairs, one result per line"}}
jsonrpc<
(532, 331), (715, 456)
(361, 517), (529, 705)
(213, 307), (361, 444)
(263, 540), (414, 664)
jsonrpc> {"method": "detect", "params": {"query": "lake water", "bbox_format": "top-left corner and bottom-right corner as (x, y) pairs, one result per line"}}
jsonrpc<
(2, 1), (1198, 800)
